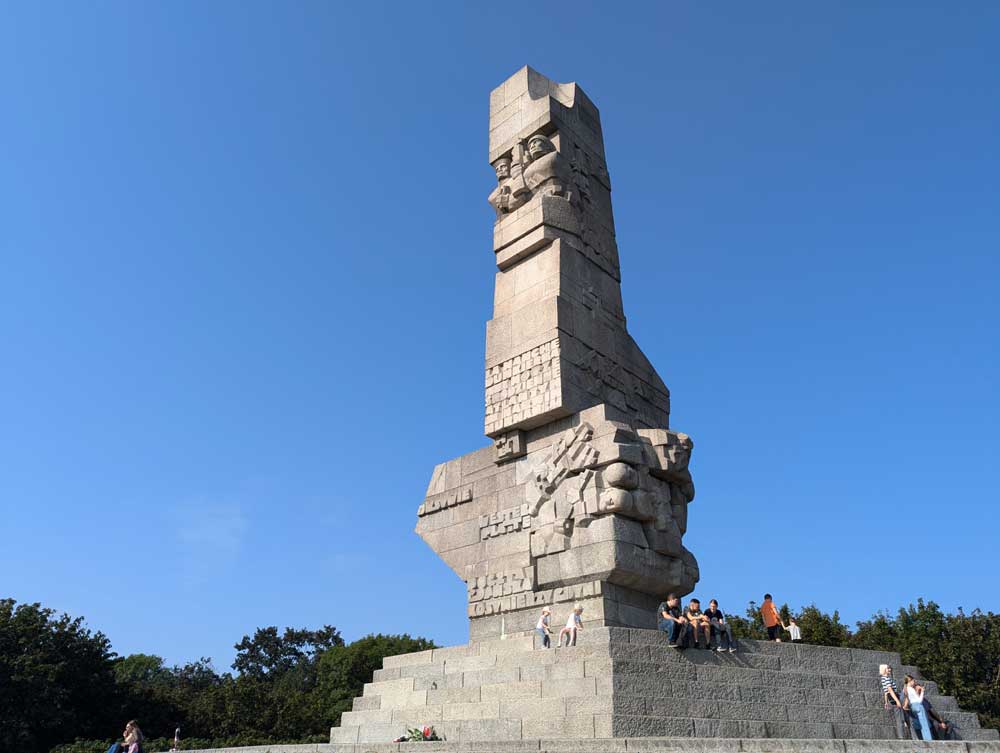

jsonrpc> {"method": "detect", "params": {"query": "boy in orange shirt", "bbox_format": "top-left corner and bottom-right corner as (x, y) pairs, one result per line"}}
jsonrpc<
(760, 593), (785, 642)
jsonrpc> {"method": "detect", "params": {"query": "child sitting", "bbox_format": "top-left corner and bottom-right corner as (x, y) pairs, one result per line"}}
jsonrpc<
(558, 604), (584, 647)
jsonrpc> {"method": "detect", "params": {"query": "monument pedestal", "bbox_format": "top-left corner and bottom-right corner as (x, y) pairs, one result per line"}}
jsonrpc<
(330, 627), (998, 745)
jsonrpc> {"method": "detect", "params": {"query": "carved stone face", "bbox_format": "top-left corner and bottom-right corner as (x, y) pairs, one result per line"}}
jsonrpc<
(527, 134), (554, 159)
(493, 158), (511, 180)
(663, 432), (693, 472)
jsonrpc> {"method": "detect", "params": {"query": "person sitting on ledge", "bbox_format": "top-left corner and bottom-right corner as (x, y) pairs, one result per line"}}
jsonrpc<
(705, 599), (736, 653)
(760, 593), (785, 642)
(657, 593), (690, 649)
(685, 598), (712, 649)
(558, 604), (584, 647)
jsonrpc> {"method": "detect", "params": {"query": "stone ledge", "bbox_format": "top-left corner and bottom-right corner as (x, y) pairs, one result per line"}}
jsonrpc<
(153, 736), (1000, 753)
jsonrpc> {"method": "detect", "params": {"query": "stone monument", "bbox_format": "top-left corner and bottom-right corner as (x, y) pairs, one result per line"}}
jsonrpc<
(417, 66), (698, 642)
(326, 67), (999, 748)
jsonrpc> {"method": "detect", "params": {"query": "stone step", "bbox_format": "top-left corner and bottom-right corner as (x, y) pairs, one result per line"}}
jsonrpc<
(365, 663), (943, 703)
(340, 698), (984, 733)
(155, 737), (1000, 753)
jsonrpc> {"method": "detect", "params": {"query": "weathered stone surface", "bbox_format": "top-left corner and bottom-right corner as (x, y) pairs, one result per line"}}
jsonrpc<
(415, 67), (700, 642)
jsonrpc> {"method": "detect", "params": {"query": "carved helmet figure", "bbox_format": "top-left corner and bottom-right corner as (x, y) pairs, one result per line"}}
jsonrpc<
(492, 155), (512, 181)
(526, 133), (555, 159)
(523, 132), (571, 199)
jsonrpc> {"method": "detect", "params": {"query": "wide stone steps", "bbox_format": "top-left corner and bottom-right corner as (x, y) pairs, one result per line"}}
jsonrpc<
(331, 628), (997, 744)
(157, 737), (1000, 753)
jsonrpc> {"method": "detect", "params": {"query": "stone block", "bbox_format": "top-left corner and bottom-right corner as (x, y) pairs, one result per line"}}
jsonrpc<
(426, 687), (481, 705)
(540, 739), (627, 753)
(741, 742), (845, 753)
(644, 698), (719, 719)
(339, 709), (394, 726)
(462, 666), (521, 687)
(500, 696), (566, 719)
(390, 705), (444, 724)
(522, 714), (596, 739)
(352, 696), (380, 711)
(442, 700), (501, 720)
(624, 740), (741, 752)
(694, 719), (767, 737)
(454, 718), (523, 741)
(413, 673), (464, 691)
(764, 721), (835, 738)
(608, 716), (696, 737)
(716, 702), (788, 722)
(443, 654), (498, 675)
(480, 680), (541, 700)
(327, 727), (359, 744)
(541, 676), (597, 697)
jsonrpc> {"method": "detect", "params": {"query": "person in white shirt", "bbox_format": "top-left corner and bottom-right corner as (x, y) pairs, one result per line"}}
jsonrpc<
(904, 674), (933, 741)
(558, 604), (584, 647)
(535, 607), (552, 648)
(787, 618), (802, 642)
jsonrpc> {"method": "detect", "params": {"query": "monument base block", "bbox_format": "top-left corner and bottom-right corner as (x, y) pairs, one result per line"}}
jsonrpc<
(330, 628), (997, 746)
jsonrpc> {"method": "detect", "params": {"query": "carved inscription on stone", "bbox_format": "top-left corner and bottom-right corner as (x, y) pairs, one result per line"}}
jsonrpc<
(466, 567), (534, 603)
(480, 503), (532, 540)
(417, 486), (473, 517)
(468, 579), (602, 617)
(485, 338), (561, 435)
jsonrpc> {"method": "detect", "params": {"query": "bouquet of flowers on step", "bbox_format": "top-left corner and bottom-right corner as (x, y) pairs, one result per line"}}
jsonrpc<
(393, 725), (441, 742)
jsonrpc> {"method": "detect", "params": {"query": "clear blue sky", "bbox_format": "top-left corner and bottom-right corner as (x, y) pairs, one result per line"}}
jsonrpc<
(2, 2), (998, 671)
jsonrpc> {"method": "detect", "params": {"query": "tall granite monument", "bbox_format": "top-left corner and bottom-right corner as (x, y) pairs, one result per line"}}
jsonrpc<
(328, 67), (999, 747)
(414, 67), (699, 641)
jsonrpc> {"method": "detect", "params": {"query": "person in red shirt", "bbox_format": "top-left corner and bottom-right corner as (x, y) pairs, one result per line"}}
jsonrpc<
(760, 593), (785, 642)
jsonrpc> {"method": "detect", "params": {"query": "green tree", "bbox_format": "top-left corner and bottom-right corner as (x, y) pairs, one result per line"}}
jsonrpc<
(317, 634), (436, 725)
(0, 599), (121, 753)
(232, 626), (343, 678)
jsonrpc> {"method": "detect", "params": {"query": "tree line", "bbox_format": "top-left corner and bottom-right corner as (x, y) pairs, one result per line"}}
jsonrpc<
(1, 597), (996, 753)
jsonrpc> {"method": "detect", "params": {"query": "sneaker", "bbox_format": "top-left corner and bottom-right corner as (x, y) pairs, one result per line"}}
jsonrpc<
(729, 647), (737, 653)
(667, 642), (678, 648)
(715, 646), (725, 652)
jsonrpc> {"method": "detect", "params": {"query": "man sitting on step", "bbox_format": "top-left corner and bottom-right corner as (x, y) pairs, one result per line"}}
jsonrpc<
(657, 593), (691, 649)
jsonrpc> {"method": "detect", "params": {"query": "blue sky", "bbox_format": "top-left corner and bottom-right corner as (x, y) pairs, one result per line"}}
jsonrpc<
(2, 2), (998, 671)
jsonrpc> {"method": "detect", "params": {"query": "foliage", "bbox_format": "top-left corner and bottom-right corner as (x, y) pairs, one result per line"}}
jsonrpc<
(2, 595), (996, 753)
(0, 599), (122, 753)
(317, 633), (436, 726)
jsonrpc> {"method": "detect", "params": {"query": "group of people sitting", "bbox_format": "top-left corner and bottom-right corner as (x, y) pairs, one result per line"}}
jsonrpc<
(880, 664), (956, 741)
(657, 595), (739, 651)
(536, 593), (800, 651)
(658, 592), (802, 650)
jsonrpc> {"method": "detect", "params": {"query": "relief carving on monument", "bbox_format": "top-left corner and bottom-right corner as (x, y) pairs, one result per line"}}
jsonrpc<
(416, 68), (700, 637)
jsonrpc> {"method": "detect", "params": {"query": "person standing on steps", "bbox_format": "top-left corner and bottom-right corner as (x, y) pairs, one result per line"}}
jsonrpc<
(760, 594), (784, 642)
(787, 617), (802, 642)
(705, 599), (736, 652)
(904, 674), (934, 741)
(879, 664), (909, 740)
(535, 607), (552, 648)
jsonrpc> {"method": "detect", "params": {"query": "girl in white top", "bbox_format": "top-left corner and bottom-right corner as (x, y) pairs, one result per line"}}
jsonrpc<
(904, 674), (933, 741)
(558, 605), (584, 647)
(535, 607), (552, 648)
(787, 618), (802, 642)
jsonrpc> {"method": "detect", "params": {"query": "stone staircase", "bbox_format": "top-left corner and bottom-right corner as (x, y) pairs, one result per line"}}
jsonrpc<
(329, 627), (998, 745)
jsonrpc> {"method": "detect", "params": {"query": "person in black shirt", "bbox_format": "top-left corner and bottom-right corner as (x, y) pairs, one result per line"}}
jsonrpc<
(656, 593), (690, 648)
(705, 599), (736, 652)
